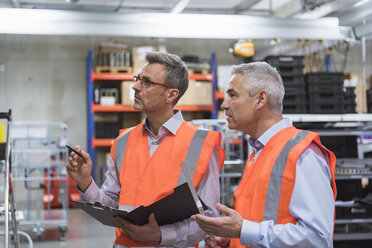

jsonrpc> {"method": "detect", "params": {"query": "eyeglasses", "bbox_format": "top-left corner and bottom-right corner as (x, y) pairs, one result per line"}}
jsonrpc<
(133, 75), (175, 89)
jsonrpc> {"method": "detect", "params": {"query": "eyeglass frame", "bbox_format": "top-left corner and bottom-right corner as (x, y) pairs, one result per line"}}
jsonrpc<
(133, 75), (175, 89)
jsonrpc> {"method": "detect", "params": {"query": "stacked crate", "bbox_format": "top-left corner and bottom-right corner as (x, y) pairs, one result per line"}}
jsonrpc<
(306, 72), (344, 114)
(95, 42), (132, 73)
(367, 88), (372, 113)
(344, 87), (357, 113)
(265, 56), (306, 113)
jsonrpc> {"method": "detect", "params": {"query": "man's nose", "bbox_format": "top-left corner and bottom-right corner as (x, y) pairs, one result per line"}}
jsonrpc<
(132, 80), (141, 91)
(221, 99), (228, 110)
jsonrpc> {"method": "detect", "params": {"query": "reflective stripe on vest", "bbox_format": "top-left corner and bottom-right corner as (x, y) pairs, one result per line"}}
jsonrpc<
(114, 127), (210, 185)
(263, 130), (309, 223)
(114, 131), (131, 178)
(177, 129), (209, 186)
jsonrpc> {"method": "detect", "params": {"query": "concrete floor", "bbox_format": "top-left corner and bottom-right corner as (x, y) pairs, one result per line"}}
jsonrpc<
(1, 208), (115, 248)
(2, 207), (372, 248)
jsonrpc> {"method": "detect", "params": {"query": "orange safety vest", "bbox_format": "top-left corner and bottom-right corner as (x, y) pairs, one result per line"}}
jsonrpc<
(110, 121), (225, 247)
(230, 127), (337, 248)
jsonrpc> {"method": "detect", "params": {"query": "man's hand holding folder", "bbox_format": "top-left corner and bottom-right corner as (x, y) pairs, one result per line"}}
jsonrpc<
(114, 213), (161, 244)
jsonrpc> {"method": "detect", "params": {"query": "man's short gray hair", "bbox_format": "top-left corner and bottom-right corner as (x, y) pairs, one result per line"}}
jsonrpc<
(146, 52), (189, 105)
(231, 61), (285, 114)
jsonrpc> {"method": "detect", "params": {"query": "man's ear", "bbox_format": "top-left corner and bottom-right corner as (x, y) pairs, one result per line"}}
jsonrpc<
(166, 89), (180, 104)
(255, 90), (268, 109)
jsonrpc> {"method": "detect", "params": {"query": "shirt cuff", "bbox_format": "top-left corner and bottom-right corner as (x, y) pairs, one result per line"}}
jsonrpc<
(79, 180), (99, 202)
(158, 225), (177, 246)
(240, 219), (261, 247)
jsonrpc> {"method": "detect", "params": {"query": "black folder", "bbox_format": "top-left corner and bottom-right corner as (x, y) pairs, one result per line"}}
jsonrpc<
(71, 182), (207, 227)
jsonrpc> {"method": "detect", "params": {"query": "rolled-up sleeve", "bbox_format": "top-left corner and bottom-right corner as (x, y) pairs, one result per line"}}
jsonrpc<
(80, 156), (120, 209)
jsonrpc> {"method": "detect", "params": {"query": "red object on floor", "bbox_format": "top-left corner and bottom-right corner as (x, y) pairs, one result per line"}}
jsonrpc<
(43, 173), (80, 208)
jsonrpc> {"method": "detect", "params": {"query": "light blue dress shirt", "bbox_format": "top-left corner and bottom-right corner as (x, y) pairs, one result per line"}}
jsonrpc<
(240, 117), (335, 248)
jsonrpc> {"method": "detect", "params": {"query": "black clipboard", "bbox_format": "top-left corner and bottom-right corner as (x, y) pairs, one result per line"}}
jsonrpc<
(71, 182), (208, 227)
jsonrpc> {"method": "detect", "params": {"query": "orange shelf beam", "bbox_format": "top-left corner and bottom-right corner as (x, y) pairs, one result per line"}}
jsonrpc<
(92, 138), (114, 147)
(92, 71), (213, 82)
(92, 104), (139, 112)
(92, 104), (213, 112)
(215, 91), (225, 100)
(189, 73), (213, 81)
(175, 105), (214, 112)
(91, 71), (135, 81)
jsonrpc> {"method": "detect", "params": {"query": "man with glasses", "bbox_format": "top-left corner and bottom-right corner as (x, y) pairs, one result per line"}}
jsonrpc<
(66, 52), (225, 248)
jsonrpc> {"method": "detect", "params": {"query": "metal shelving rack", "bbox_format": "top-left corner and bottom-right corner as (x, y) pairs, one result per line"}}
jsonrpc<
(285, 113), (372, 243)
(10, 121), (69, 240)
(190, 119), (248, 206)
(194, 114), (372, 242)
(86, 50), (219, 183)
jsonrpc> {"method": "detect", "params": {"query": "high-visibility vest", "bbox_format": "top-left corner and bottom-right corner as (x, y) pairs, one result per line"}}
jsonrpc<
(230, 127), (336, 248)
(110, 121), (225, 247)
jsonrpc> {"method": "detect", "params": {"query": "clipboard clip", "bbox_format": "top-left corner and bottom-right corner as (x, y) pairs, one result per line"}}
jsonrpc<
(89, 201), (113, 212)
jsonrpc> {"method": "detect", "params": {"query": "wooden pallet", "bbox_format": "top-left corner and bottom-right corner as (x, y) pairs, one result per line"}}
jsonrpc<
(188, 68), (210, 75)
(95, 66), (133, 73)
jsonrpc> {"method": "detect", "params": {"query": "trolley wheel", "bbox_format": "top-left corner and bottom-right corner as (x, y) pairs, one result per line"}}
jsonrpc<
(58, 226), (67, 241)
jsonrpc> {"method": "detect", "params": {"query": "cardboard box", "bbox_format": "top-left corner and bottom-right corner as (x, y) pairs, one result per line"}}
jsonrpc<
(182, 112), (206, 122)
(344, 72), (367, 113)
(177, 80), (213, 106)
(121, 81), (135, 106)
(132, 46), (167, 73)
(94, 113), (119, 122)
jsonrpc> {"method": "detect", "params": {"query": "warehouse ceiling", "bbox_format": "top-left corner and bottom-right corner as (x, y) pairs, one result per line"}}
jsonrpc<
(0, 0), (371, 37)
(0, 0), (371, 57)
(0, 0), (371, 22)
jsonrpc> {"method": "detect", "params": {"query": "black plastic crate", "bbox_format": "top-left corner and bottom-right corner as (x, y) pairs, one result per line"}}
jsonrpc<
(320, 135), (358, 158)
(344, 92), (356, 103)
(307, 82), (343, 93)
(309, 102), (345, 114)
(344, 96), (356, 104)
(95, 121), (121, 139)
(335, 180), (365, 201)
(281, 75), (305, 85)
(284, 83), (306, 93)
(336, 205), (372, 219)
(345, 103), (356, 113)
(277, 66), (304, 77)
(265, 55), (304, 67)
(308, 90), (344, 103)
(283, 103), (307, 114)
(344, 87), (356, 97)
(367, 88), (372, 103)
(284, 92), (306, 103)
(306, 72), (344, 83)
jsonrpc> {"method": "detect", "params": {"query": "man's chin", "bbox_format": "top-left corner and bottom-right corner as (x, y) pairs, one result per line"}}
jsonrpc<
(132, 103), (142, 111)
(227, 122), (236, 130)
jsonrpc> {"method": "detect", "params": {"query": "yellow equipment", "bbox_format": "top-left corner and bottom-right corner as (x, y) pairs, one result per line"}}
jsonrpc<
(230, 39), (255, 58)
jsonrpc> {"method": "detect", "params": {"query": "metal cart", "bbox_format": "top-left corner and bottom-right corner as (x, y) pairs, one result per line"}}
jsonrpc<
(10, 121), (69, 240)
(0, 110), (34, 248)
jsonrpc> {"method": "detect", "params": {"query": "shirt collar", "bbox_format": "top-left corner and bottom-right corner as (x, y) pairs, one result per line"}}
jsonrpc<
(142, 109), (184, 136)
(248, 117), (292, 151)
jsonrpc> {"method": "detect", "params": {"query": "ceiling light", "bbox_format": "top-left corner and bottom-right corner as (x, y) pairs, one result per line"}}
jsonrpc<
(353, 0), (370, 8)
(171, 0), (191, 14)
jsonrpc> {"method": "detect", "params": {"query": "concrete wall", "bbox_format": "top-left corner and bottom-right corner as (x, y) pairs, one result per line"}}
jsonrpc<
(0, 34), (242, 150)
